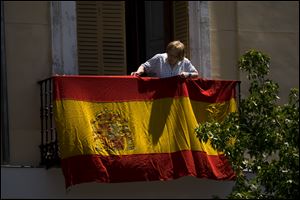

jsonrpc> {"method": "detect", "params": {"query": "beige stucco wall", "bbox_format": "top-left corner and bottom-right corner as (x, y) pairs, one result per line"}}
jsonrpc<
(4, 1), (52, 165)
(209, 1), (299, 103)
(209, 1), (239, 81)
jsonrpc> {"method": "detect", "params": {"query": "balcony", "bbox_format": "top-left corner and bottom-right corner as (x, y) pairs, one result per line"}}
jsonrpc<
(38, 76), (241, 169)
(38, 77), (60, 168)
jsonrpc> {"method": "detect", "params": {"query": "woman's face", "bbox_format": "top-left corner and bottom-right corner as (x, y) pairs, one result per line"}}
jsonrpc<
(167, 50), (180, 66)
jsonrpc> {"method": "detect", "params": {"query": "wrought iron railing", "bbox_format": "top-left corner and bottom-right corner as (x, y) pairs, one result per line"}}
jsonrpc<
(38, 77), (60, 168)
(38, 77), (241, 169)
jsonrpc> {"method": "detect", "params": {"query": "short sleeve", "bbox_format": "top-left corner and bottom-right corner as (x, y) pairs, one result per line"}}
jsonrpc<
(141, 54), (161, 73)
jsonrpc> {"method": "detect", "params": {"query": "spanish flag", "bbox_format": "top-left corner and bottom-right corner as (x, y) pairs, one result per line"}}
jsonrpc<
(53, 75), (238, 188)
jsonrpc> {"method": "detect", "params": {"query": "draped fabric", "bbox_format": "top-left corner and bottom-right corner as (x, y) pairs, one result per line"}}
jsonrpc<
(53, 75), (238, 188)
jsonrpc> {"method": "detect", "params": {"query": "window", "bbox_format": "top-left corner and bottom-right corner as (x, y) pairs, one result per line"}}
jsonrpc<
(77, 1), (127, 75)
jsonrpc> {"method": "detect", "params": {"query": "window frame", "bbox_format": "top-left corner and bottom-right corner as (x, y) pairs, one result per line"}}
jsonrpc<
(1, 0), (10, 164)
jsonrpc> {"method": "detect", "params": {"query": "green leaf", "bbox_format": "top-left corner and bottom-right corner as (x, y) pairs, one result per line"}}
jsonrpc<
(195, 49), (299, 199)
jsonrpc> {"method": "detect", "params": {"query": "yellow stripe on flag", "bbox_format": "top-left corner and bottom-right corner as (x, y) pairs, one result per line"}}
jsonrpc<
(54, 97), (237, 159)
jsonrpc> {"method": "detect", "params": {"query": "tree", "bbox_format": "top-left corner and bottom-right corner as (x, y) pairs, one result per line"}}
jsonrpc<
(195, 50), (299, 199)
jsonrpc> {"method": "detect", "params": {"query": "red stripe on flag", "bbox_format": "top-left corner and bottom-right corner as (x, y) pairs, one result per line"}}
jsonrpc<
(61, 151), (236, 188)
(53, 75), (237, 103)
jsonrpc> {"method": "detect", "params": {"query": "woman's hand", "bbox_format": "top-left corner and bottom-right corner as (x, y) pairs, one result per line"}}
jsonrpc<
(131, 71), (142, 76)
(180, 72), (199, 78)
(180, 72), (191, 78)
(131, 66), (145, 76)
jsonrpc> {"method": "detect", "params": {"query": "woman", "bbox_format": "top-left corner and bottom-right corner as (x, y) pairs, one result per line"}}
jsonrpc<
(131, 40), (199, 78)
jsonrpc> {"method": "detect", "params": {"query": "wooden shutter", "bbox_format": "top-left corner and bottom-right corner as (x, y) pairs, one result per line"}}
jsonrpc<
(173, 1), (190, 59)
(77, 1), (126, 75)
(77, 1), (99, 75)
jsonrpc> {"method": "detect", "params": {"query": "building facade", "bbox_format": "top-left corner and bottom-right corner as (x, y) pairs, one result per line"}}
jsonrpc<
(1, 1), (299, 198)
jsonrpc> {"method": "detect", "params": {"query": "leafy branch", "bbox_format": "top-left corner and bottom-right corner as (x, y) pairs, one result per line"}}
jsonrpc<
(195, 49), (299, 199)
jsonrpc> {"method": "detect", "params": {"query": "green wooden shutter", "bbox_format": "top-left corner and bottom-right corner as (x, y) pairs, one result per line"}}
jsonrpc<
(173, 1), (190, 59)
(77, 1), (126, 75)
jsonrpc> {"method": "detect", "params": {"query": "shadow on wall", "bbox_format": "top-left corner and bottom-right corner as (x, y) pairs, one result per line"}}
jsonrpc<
(1, 167), (238, 199)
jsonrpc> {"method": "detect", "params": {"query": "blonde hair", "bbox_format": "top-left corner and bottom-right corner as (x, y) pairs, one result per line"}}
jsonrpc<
(166, 40), (185, 61)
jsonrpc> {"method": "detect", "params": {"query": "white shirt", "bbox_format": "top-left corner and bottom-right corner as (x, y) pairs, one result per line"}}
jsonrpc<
(141, 53), (198, 78)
